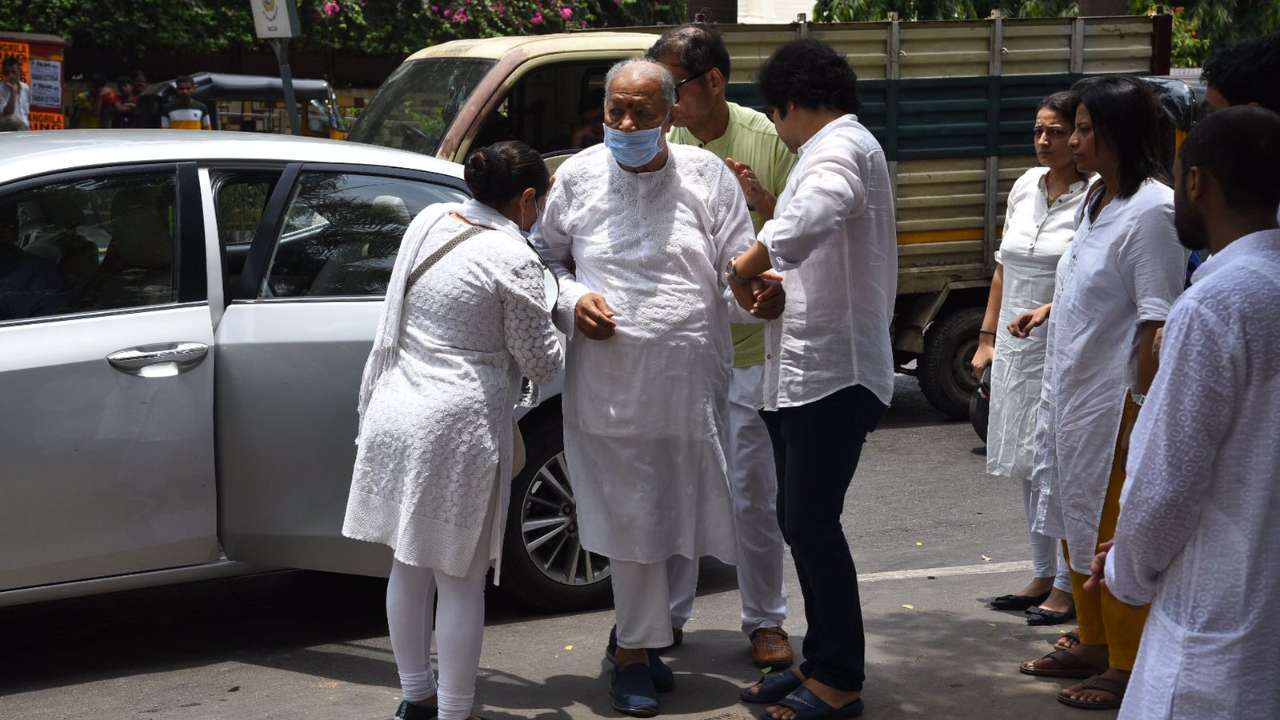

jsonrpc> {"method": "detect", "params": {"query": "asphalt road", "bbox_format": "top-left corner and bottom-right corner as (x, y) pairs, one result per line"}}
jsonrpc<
(0, 376), (1111, 720)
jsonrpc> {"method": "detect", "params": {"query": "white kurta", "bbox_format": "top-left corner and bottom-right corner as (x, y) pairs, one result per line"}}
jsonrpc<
(532, 143), (755, 564)
(986, 169), (1088, 481)
(1105, 229), (1280, 720)
(1030, 180), (1186, 573)
(345, 203), (564, 579)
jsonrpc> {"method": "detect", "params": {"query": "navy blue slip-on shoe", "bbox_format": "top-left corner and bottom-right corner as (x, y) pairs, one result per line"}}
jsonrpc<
(764, 687), (863, 720)
(606, 626), (676, 693)
(740, 670), (804, 704)
(611, 662), (660, 718)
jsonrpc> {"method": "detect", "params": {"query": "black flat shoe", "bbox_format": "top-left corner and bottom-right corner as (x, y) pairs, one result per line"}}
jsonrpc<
(605, 626), (676, 692)
(989, 591), (1050, 611)
(1026, 605), (1077, 626)
(395, 699), (438, 719)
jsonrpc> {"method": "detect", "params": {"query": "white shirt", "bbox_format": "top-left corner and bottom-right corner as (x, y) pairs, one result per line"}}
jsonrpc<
(533, 143), (754, 564)
(759, 114), (897, 410)
(1105, 229), (1280, 720)
(986, 168), (1089, 481)
(0, 81), (30, 130)
(1031, 179), (1186, 572)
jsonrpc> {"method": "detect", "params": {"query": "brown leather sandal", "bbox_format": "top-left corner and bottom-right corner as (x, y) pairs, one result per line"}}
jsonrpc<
(1058, 674), (1128, 710)
(1019, 649), (1105, 679)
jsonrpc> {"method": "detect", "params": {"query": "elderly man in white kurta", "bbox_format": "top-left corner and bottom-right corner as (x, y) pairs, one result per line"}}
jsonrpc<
(532, 59), (756, 717)
(1093, 107), (1280, 720)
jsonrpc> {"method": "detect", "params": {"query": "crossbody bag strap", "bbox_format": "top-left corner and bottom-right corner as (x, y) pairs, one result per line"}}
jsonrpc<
(404, 224), (488, 297)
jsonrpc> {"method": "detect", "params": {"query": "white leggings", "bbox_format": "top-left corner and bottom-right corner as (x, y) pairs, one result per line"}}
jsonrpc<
(1022, 479), (1072, 593)
(386, 547), (489, 720)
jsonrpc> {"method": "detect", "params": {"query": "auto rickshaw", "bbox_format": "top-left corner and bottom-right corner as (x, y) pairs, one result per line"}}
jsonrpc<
(142, 72), (348, 139)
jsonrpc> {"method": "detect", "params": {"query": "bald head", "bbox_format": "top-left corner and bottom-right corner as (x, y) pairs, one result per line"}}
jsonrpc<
(604, 59), (676, 115)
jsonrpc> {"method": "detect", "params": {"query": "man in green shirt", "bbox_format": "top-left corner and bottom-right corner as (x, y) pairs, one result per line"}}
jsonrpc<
(648, 23), (798, 670)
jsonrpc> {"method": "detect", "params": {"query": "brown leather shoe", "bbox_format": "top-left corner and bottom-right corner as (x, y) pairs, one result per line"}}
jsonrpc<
(749, 627), (794, 669)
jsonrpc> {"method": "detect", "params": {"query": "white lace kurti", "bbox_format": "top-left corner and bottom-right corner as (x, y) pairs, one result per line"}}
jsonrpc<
(344, 204), (563, 579)
(1030, 180), (1186, 573)
(1105, 230), (1280, 720)
(986, 168), (1087, 481)
(532, 143), (755, 564)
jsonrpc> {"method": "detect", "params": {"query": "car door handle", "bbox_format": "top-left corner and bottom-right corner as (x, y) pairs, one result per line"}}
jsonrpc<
(107, 342), (209, 377)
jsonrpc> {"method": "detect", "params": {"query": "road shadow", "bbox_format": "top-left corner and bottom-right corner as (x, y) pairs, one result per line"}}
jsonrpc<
(0, 557), (739, 698)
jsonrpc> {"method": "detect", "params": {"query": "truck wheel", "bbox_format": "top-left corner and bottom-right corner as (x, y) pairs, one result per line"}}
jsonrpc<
(919, 307), (984, 420)
(501, 406), (613, 612)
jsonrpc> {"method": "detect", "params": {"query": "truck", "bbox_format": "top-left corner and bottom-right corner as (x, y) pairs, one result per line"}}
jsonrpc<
(349, 13), (1180, 419)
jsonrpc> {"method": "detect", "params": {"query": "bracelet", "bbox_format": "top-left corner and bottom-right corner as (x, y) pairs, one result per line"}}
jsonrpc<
(978, 330), (997, 338)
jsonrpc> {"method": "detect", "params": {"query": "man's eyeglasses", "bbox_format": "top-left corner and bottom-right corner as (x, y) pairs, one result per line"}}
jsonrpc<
(675, 67), (712, 95)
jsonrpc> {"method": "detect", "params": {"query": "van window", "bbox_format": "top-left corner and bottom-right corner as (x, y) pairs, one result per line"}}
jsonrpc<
(348, 58), (495, 156)
(499, 61), (614, 155)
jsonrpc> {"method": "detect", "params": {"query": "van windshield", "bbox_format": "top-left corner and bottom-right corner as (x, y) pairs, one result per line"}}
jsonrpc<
(348, 58), (495, 156)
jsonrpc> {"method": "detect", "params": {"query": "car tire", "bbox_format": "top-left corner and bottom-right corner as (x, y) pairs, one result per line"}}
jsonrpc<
(918, 307), (984, 420)
(501, 404), (613, 612)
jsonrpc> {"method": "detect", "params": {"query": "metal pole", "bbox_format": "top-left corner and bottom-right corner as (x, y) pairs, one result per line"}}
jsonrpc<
(271, 38), (302, 136)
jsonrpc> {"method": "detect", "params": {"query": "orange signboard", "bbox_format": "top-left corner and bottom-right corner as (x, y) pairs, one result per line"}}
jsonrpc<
(0, 33), (67, 129)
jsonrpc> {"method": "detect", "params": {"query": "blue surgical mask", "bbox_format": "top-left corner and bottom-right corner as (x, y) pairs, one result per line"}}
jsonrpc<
(603, 124), (665, 167)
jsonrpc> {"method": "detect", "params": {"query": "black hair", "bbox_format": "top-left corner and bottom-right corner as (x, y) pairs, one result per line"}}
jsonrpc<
(463, 141), (550, 209)
(758, 39), (860, 118)
(1073, 75), (1168, 198)
(1179, 105), (1280, 216)
(645, 22), (731, 81)
(1202, 32), (1280, 113)
(1037, 90), (1079, 124)
(175, 75), (194, 87)
(2, 56), (19, 73)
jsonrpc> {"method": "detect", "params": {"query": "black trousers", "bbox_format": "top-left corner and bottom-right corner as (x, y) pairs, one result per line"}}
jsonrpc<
(760, 384), (887, 692)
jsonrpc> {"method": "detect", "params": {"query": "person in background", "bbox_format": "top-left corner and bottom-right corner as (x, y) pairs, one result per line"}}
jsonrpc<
(533, 58), (762, 717)
(160, 76), (211, 130)
(0, 56), (31, 131)
(131, 71), (161, 128)
(1090, 105), (1280, 720)
(727, 39), (896, 720)
(973, 91), (1087, 628)
(1015, 75), (1187, 711)
(112, 75), (141, 128)
(70, 74), (110, 129)
(343, 141), (562, 720)
(646, 21), (798, 672)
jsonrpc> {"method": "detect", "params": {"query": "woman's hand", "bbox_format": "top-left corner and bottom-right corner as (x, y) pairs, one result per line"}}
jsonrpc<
(1008, 303), (1052, 338)
(970, 339), (995, 379)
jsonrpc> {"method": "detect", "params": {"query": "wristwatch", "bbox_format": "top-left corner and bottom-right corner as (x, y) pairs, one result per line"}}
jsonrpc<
(726, 256), (745, 284)
(1130, 391), (1146, 407)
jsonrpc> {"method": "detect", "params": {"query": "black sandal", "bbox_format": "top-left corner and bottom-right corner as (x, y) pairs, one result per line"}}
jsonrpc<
(1026, 605), (1077, 626)
(989, 591), (1050, 611)
(741, 670), (804, 704)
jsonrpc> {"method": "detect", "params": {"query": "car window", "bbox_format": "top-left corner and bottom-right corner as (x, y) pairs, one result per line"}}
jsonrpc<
(347, 58), (496, 155)
(496, 61), (613, 155)
(1, 171), (179, 323)
(263, 172), (466, 298)
(215, 173), (279, 247)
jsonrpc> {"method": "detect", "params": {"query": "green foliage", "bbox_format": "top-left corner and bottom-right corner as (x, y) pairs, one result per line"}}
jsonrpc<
(0, 0), (688, 58)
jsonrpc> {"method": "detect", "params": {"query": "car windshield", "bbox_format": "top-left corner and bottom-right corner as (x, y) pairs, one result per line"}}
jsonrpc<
(348, 58), (495, 156)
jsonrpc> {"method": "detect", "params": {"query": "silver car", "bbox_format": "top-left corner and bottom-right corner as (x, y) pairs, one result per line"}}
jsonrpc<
(0, 131), (608, 610)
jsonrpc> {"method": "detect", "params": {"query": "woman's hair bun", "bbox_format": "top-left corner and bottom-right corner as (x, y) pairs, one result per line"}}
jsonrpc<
(464, 141), (550, 208)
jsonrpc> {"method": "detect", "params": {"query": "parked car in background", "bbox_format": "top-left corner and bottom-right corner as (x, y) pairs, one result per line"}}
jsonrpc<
(0, 131), (605, 611)
(142, 72), (349, 139)
(349, 14), (1182, 418)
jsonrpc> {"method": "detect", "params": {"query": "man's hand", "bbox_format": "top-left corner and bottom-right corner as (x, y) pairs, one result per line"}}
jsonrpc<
(1153, 326), (1164, 362)
(749, 271), (785, 320)
(725, 158), (776, 219)
(1083, 540), (1113, 593)
(1008, 303), (1052, 338)
(574, 292), (617, 340)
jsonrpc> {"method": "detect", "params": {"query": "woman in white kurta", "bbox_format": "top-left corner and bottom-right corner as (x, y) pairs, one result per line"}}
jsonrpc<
(1015, 77), (1186, 711)
(343, 143), (562, 720)
(974, 92), (1088, 625)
